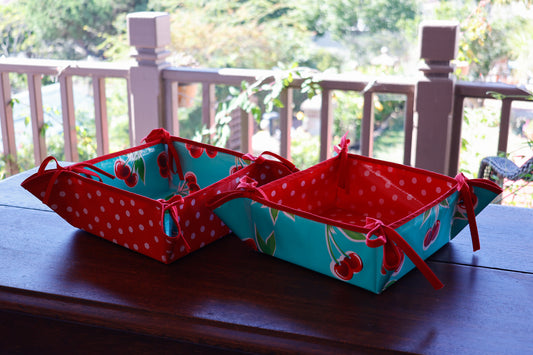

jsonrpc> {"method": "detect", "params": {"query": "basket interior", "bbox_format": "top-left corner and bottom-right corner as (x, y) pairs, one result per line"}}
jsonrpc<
(259, 155), (456, 227)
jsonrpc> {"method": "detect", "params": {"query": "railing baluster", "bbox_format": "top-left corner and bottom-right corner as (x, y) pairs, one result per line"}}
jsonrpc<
(361, 90), (374, 157)
(279, 88), (293, 159)
(403, 91), (415, 166)
(319, 89), (333, 161)
(240, 109), (253, 154)
(165, 79), (179, 136)
(448, 95), (465, 176)
(59, 74), (79, 162)
(497, 98), (513, 155)
(93, 76), (109, 156)
(27, 73), (47, 165)
(202, 83), (215, 134)
(0, 72), (18, 175)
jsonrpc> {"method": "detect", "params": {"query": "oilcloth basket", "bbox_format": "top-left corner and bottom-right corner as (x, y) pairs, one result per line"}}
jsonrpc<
(21, 128), (296, 263)
(210, 135), (502, 293)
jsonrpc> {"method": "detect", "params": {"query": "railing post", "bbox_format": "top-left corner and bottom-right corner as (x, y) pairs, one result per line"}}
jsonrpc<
(414, 21), (458, 175)
(127, 12), (171, 144)
(0, 72), (18, 175)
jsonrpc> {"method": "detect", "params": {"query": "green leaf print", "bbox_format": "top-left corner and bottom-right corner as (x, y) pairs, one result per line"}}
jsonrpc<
(133, 156), (145, 184)
(282, 211), (295, 221)
(337, 227), (366, 241)
(270, 208), (279, 224)
(422, 209), (431, 225)
(255, 226), (276, 255)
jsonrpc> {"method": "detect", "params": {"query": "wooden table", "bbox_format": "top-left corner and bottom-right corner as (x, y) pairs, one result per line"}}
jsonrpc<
(1, 168), (532, 354)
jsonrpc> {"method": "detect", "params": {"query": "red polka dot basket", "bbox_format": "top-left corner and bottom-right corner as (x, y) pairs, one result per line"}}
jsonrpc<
(21, 128), (297, 263)
(210, 135), (503, 293)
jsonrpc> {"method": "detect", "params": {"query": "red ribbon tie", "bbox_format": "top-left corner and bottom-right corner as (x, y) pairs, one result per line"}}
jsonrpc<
(143, 128), (184, 180)
(159, 196), (191, 253)
(455, 173), (480, 251)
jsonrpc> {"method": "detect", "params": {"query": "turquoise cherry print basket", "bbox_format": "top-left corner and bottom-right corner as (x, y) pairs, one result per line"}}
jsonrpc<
(21, 128), (287, 264)
(210, 135), (502, 294)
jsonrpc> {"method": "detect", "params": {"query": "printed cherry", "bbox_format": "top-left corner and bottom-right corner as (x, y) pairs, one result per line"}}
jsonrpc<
(333, 259), (353, 281)
(157, 152), (169, 168)
(345, 252), (363, 273)
(186, 144), (203, 158)
(159, 166), (169, 178)
(188, 182), (200, 193)
(114, 160), (131, 180)
(423, 220), (440, 249)
(205, 148), (218, 158)
(242, 238), (258, 251)
(125, 172), (139, 187)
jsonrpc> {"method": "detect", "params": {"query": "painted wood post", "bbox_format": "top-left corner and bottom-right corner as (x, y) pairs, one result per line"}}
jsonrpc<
(127, 12), (171, 144)
(414, 21), (459, 175)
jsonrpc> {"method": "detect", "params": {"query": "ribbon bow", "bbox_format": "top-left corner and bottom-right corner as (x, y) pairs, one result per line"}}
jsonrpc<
(143, 128), (184, 180)
(242, 151), (297, 172)
(158, 195), (191, 253)
(455, 173), (480, 251)
(335, 133), (351, 191)
(364, 217), (444, 290)
(38, 156), (115, 205)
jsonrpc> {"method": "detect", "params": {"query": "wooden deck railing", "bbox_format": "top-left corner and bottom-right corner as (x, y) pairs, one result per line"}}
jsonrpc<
(0, 12), (531, 178)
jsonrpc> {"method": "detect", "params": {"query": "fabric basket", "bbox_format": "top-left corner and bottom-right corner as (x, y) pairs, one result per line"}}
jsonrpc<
(210, 135), (502, 293)
(21, 128), (297, 263)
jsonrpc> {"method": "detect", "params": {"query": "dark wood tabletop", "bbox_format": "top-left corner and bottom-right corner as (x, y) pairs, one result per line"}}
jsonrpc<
(1, 168), (532, 354)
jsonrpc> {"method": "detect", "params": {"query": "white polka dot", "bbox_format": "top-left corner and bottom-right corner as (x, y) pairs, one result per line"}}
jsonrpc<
(282, 183), (287, 189)
(94, 216), (100, 223)
(124, 243), (129, 248)
(200, 225), (205, 232)
(260, 173), (266, 180)
(66, 206), (73, 212)
(312, 178), (316, 185)
(162, 255), (167, 262)
(126, 210), (131, 217)
(358, 189), (364, 196)
(209, 214), (215, 221)
(191, 199), (196, 206)
(290, 190), (296, 197)
(118, 228), (123, 234)
(195, 212), (201, 219)
(412, 177), (417, 184)
(376, 171), (381, 177)
(133, 244), (139, 250)
(185, 220), (190, 227)
(379, 198), (385, 205)
(100, 206), (105, 212)
(88, 223), (93, 230)
(364, 170), (370, 177)
(271, 190), (276, 197)
(191, 233), (196, 240)
(100, 231), (105, 237)
(139, 224), (144, 231)
(128, 226), (134, 233)
(120, 200), (125, 206)
(385, 182), (391, 188)
(68, 179), (72, 185)
(115, 214), (120, 221)
(301, 180), (306, 187)
(370, 185), (376, 192)
(144, 243), (150, 250)
(210, 230), (215, 237)
(154, 236), (159, 243)
(321, 173), (325, 180)
(427, 177), (432, 183)
(59, 191), (66, 197)
(87, 193), (92, 199)
(388, 167), (394, 173)
(75, 193), (80, 199)
(180, 246), (185, 252)
(392, 194), (398, 201)
(399, 180), (405, 186)
(301, 193), (306, 199)
(200, 242), (205, 247)
(40, 191), (46, 198)
(130, 200), (135, 206)
(107, 222), (112, 229)
(421, 189), (427, 196)
(307, 204), (313, 210)
(436, 187), (442, 193)
(149, 220), (154, 227)
(96, 190), (101, 196)
(139, 209), (144, 215)
(75, 211), (80, 217)
(112, 239), (117, 243)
